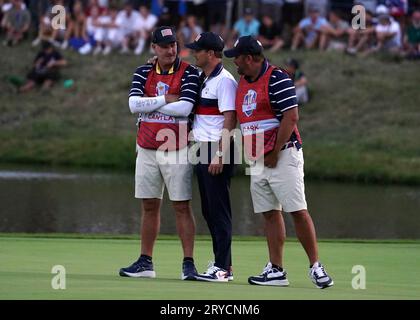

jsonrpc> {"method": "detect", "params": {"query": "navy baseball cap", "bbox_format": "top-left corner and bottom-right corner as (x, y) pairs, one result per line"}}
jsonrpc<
(185, 32), (224, 51)
(224, 36), (263, 58)
(152, 26), (177, 45)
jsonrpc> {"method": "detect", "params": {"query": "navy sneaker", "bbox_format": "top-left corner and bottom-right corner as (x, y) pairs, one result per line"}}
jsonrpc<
(227, 267), (234, 281)
(196, 262), (228, 282)
(119, 257), (156, 278)
(309, 262), (334, 289)
(248, 262), (289, 286)
(182, 260), (198, 280)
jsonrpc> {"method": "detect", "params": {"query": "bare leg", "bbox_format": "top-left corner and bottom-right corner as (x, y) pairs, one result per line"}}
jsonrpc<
(291, 29), (304, 50)
(291, 209), (318, 265)
(263, 210), (286, 267)
(19, 80), (36, 93)
(319, 32), (329, 51)
(268, 39), (284, 53)
(140, 198), (161, 257)
(173, 200), (195, 258)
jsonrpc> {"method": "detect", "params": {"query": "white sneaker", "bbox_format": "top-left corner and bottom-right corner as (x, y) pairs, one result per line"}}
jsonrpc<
(248, 262), (289, 286)
(309, 262), (334, 289)
(196, 262), (228, 282)
(79, 43), (92, 55)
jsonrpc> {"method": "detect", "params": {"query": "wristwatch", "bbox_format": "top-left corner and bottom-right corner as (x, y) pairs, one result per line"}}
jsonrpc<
(215, 150), (223, 158)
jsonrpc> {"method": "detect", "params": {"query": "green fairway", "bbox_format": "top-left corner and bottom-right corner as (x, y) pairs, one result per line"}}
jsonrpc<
(0, 235), (419, 299)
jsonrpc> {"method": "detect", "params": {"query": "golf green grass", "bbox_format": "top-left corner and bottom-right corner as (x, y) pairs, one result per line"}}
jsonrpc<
(1, 235), (419, 300)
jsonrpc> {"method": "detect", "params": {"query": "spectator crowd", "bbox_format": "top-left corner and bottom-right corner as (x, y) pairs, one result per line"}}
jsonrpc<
(1, 0), (419, 93)
(1, 0), (419, 58)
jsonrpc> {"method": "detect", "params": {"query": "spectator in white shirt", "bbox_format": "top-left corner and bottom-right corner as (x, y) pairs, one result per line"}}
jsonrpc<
(116, 1), (141, 54)
(134, 5), (157, 55)
(373, 13), (401, 53)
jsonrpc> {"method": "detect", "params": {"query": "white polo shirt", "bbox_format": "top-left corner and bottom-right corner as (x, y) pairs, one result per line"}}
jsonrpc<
(193, 64), (237, 142)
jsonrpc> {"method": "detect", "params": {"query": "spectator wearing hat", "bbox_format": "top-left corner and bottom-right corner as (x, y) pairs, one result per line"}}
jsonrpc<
(185, 32), (237, 282)
(224, 35), (334, 289)
(370, 12), (402, 54)
(231, 7), (260, 43)
(291, 5), (328, 50)
(19, 40), (67, 93)
(120, 26), (201, 281)
(284, 58), (308, 104)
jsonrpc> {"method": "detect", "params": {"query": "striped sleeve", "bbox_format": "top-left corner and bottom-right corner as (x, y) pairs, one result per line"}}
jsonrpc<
(179, 65), (200, 104)
(128, 64), (152, 98)
(268, 69), (298, 120)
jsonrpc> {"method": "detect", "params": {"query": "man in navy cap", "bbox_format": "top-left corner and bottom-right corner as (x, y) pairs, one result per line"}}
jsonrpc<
(224, 36), (334, 289)
(185, 32), (238, 282)
(120, 26), (201, 281)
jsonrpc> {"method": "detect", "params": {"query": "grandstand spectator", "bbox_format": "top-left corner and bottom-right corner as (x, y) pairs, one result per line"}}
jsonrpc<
(291, 5), (328, 50)
(319, 10), (350, 51)
(370, 12), (402, 53)
(2, 0), (30, 46)
(258, 14), (284, 53)
(19, 40), (67, 93)
(178, 14), (203, 57)
(232, 7), (260, 39)
(404, 9), (420, 58)
(116, 0), (141, 54)
(346, 9), (376, 54)
(133, 5), (157, 55)
(284, 58), (309, 104)
(85, 4), (102, 54)
(31, 0), (69, 48)
(67, 0), (94, 53)
(91, 5), (119, 55)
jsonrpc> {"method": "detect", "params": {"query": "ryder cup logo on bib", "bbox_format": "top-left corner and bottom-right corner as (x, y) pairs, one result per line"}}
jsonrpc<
(242, 89), (257, 117)
(156, 81), (170, 96)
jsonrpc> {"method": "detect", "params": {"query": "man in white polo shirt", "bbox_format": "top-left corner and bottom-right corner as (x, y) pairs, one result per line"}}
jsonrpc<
(185, 32), (238, 282)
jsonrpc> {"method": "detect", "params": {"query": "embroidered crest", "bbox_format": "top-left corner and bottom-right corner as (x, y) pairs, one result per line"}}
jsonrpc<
(156, 81), (170, 96)
(242, 90), (257, 117)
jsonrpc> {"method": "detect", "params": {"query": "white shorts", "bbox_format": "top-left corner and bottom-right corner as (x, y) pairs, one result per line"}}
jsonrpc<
(250, 147), (308, 213)
(135, 146), (192, 201)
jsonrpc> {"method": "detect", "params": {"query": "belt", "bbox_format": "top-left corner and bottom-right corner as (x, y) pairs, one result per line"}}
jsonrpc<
(280, 141), (301, 151)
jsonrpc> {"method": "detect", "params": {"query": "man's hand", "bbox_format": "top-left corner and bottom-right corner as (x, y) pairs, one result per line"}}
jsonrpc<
(208, 155), (223, 175)
(147, 55), (158, 64)
(165, 94), (179, 103)
(264, 149), (279, 168)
